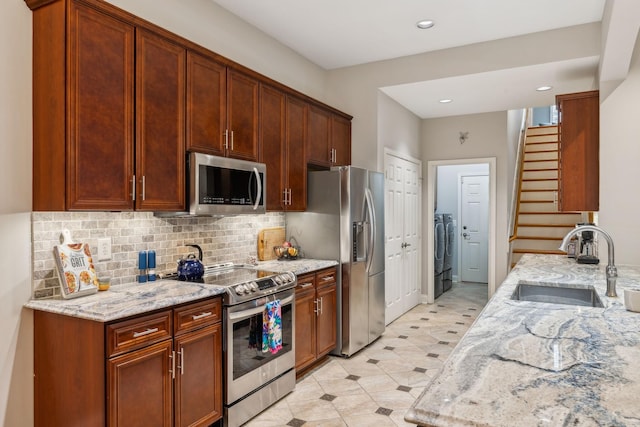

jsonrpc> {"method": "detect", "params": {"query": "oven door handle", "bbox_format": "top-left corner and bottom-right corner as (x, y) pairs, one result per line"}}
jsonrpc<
(228, 294), (294, 321)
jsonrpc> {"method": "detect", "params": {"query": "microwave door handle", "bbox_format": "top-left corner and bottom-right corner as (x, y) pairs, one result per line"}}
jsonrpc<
(251, 167), (262, 211)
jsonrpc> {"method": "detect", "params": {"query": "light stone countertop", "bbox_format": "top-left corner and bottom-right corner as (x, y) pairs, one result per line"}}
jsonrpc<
(405, 254), (640, 427)
(25, 258), (336, 323)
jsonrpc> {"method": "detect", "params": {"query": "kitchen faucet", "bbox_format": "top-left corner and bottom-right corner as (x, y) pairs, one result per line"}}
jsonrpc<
(559, 225), (618, 297)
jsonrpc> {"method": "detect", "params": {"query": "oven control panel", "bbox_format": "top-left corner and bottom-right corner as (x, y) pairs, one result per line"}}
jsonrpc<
(233, 272), (296, 296)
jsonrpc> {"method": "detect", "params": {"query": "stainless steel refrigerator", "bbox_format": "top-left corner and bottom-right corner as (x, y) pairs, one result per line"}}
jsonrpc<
(286, 166), (385, 357)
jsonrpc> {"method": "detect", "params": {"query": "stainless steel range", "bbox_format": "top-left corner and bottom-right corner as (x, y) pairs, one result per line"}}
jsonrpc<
(165, 263), (296, 427)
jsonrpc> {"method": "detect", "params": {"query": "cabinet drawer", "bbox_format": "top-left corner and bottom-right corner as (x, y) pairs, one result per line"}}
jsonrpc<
(174, 297), (222, 335)
(107, 310), (172, 357)
(296, 273), (315, 292)
(316, 268), (337, 287)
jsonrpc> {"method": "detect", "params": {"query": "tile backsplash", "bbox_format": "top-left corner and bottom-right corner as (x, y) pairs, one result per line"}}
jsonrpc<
(32, 211), (285, 299)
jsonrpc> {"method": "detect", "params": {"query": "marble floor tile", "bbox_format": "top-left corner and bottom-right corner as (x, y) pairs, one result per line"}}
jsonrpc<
(241, 281), (488, 426)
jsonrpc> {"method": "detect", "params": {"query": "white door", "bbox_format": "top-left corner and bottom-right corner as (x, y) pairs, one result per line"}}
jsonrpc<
(460, 175), (489, 283)
(385, 153), (421, 324)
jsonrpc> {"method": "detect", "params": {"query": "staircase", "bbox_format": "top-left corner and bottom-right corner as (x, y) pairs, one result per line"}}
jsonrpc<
(510, 125), (583, 266)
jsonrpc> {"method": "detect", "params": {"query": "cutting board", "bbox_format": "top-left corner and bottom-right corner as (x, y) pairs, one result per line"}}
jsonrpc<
(257, 227), (286, 260)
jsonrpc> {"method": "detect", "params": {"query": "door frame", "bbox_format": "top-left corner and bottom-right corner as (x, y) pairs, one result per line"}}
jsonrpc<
(426, 157), (496, 303)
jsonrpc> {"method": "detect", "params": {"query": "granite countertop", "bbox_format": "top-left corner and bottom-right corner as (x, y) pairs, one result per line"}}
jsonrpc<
(257, 258), (338, 275)
(405, 254), (640, 427)
(25, 258), (337, 323)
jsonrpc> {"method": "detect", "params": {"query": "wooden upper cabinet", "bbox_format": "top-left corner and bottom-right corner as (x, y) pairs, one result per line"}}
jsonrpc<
(67, 2), (135, 210)
(556, 90), (599, 212)
(227, 69), (260, 161)
(135, 30), (186, 211)
(259, 88), (307, 211)
(186, 51), (227, 156)
(286, 96), (307, 211)
(260, 84), (287, 211)
(307, 105), (332, 167)
(331, 114), (351, 166)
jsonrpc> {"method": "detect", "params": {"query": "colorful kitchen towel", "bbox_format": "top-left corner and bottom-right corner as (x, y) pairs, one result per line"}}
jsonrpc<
(262, 299), (283, 354)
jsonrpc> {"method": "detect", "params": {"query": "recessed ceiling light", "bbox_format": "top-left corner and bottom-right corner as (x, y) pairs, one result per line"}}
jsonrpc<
(417, 20), (435, 29)
(439, 99), (452, 103)
(536, 86), (552, 91)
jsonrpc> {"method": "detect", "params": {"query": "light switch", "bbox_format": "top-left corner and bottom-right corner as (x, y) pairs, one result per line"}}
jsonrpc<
(98, 237), (112, 261)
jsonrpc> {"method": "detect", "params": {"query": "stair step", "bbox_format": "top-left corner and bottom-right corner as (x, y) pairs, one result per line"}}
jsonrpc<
(526, 126), (558, 136)
(522, 168), (557, 172)
(522, 178), (558, 182)
(518, 210), (580, 214)
(518, 223), (575, 227)
(520, 200), (555, 203)
(514, 236), (563, 241)
(526, 139), (558, 145)
(525, 143), (559, 152)
(512, 249), (566, 255)
(524, 158), (558, 163)
(524, 152), (558, 161)
(520, 181), (558, 190)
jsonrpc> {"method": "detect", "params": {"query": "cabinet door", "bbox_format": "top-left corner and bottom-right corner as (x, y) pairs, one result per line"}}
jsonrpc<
(136, 30), (186, 211)
(67, 2), (135, 210)
(316, 281), (337, 357)
(186, 51), (227, 156)
(307, 105), (331, 167)
(107, 340), (173, 427)
(557, 91), (599, 212)
(260, 85), (287, 211)
(227, 69), (259, 161)
(295, 277), (317, 372)
(174, 324), (223, 427)
(286, 96), (307, 211)
(331, 115), (351, 166)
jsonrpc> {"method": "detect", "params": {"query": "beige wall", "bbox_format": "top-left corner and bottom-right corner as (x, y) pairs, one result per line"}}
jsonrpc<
(421, 112), (510, 290)
(377, 92), (422, 166)
(599, 34), (640, 266)
(1, 1), (33, 426)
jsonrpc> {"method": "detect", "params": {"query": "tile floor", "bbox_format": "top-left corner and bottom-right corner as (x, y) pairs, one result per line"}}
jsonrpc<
(245, 281), (489, 427)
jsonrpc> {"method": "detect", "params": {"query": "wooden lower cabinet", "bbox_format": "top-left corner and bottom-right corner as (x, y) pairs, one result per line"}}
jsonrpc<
(34, 297), (223, 427)
(294, 267), (338, 373)
(108, 340), (174, 427)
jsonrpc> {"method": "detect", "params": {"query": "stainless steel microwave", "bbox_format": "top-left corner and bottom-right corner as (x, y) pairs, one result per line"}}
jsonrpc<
(190, 152), (266, 216)
(158, 152), (266, 217)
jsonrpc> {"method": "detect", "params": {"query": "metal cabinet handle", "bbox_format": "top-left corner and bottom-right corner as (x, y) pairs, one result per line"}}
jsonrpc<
(177, 348), (185, 375)
(170, 350), (176, 379)
(298, 282), (314, 288)
(132, 327), (158, 338)
(319, 297), (323, 315)
(314, 299), (319, 315)
(141, 176), (146, 201)
(320, 276), (334, 282)
(224, 129), (229, 149)
(131, 175), (136, 201)
(191, 311), (212, 321)
(231, 130), (234, 151)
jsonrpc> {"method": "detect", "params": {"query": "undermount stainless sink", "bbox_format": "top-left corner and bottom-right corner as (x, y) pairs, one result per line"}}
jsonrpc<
(511, 281), (604, 308)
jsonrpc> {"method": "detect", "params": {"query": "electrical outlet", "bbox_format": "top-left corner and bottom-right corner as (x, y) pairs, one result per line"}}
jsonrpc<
(98, 237), (112, 261)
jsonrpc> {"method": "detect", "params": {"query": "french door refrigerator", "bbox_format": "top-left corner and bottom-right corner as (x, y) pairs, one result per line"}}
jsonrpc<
(286, 166), (385, 357)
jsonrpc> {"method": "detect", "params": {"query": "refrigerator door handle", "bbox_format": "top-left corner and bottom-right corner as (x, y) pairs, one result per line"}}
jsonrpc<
(364, 187), (376, 274)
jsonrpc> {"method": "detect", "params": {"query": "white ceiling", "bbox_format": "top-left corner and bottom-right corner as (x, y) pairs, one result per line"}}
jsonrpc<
(211, 0), (607, 118)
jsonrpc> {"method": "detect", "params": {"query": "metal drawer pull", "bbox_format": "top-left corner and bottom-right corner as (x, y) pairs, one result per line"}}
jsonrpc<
(321, 276), (334, 282)
(132, 327), (158, 338)
(191, 311), (213, 321)
(299, 282), (314, 288)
